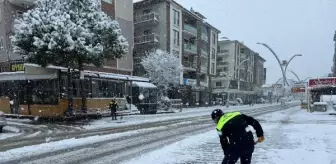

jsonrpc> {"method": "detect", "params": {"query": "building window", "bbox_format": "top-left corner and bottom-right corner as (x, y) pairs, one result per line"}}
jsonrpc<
(102, 0), (113, 4)
(211, 62), (215, 74)
(144, 30), (151, 35)
(173, 30), (179, 46)
(143, 9), (151, 14)
(216, 82), (221, 87)
(212, 33), (216, 45)
(172, 50), (179, 56)
(211, 48), (216, 59)
(173, 9), (180, 26)
(240, 48), (245, 54)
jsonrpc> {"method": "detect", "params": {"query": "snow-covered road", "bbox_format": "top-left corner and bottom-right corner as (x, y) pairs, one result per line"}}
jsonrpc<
(123, 106), (336, 164)
(0, 103), (298, 164)
(0, 103), (286, 151)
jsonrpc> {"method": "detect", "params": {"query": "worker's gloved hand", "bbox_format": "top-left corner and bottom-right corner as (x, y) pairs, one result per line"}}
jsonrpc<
(257, 136), (265, 143)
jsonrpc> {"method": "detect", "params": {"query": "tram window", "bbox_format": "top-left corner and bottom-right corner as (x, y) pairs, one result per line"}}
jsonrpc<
(29, 80), (59, 105)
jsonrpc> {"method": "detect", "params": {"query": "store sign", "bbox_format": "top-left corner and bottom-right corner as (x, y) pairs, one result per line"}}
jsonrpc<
(291, 87), (305, 93)
(308, 77), (336, 87)
(10, 63), (25, 72)
(183, 78), (196, 86)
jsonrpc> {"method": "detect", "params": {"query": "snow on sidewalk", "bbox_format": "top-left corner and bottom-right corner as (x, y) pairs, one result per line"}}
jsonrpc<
(84, 103), (277, 130)
(122, 106), (336, 164)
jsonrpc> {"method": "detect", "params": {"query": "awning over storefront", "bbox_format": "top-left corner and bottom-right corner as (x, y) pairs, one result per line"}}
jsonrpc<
(24, 63), (149, 82)
(0, 71), (58, 81)
(132, 81), (157, 88)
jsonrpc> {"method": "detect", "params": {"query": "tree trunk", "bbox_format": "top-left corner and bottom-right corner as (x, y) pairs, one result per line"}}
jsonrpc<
(67, 67), (74, 115)
(79, 65), (87, 113)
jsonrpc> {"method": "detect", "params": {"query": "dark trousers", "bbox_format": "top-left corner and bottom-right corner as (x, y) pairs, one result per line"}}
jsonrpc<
(222, 146), (254, 164)
(111, 110), (117, 120)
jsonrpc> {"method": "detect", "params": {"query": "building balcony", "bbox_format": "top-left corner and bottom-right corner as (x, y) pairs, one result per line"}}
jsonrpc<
(201, 49), (208, 58)
(184, 43), (197, 54)
(134, 12), (159, 26)
(201, 33), (208, 42)
(183, 24), (197, 36)
(182, 61), (197, 71)
(134, 33), (160, 45)
(217, 52), (229, 57)
(217, 62), (229, 68)
(9, 0), (36, 7)
(200, 65), (208, 73)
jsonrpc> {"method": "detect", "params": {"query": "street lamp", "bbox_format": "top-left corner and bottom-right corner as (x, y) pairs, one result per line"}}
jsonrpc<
(257, 42), (302, 97)
(223, 58), (250, 107)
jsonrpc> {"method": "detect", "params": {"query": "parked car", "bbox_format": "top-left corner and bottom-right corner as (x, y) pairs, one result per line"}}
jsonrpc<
(0, 111), (7, 133)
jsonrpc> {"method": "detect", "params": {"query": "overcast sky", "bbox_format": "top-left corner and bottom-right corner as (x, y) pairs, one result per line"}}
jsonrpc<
(172, 0), (336, 84)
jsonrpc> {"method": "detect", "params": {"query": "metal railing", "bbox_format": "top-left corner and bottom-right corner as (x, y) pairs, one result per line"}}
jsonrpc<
(201, 49), (208, 57)
(183, 24), (197, 35)
(184, 43), (197, 53)
(134, 12), (159, 24)
(134, 33), (160, 45)
(182, 61), (197, 69)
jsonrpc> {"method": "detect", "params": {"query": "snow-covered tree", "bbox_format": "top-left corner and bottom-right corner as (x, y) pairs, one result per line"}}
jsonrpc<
(141, 50), (182, 98)
(11, 0), (128, 112)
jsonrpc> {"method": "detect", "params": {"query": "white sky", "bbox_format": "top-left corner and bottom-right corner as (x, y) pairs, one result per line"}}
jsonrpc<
(134, 0), (336, 84)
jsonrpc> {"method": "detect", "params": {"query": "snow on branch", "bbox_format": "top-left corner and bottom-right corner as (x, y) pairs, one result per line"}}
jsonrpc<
(141, 50), (182, 92)
(11, 0), (128, 67)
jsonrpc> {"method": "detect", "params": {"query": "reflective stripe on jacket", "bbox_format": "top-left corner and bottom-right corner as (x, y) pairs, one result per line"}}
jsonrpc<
(216, 111), (241, 132)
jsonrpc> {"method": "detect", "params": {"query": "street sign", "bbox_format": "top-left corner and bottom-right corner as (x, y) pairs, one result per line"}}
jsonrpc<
(308, 77), (336, 87)
(291, 87), (305, 93)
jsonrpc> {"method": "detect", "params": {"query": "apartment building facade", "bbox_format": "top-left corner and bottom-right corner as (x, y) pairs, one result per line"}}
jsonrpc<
(0, 0), (134, 75)
(133, 0), (220, 105)
(211, 40), (257, 104)
(253, 53), (266, 88)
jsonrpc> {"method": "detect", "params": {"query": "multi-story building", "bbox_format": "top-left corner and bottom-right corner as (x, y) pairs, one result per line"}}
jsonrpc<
(253, 53), (266, 88)
(211, 40), (257, 104)
(0, 0), (134, 75)
(133, 0), (220, 105)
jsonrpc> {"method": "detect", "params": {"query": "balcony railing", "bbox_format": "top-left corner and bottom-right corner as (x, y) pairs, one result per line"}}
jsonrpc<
(183, 24), (197, 35)
(201, 33), (208, 42)
(200, 65), (208, 73)
(134, 12), (159, 25)
(184, 43), (197, 54)
(201, 49), (208, 58)
(218, 61), (229, 66)
(134, 33), (160, 45)
(182, 61), (197, 70)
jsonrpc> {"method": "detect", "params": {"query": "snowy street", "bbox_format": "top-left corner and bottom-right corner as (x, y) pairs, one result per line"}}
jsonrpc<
(0, 103), (298, 164)
(0, 103), (288, 151)
(123, 106), (336, 164)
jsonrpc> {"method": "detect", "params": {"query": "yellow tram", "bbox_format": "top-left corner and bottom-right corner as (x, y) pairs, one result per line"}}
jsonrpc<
(0, 63), (157, 118)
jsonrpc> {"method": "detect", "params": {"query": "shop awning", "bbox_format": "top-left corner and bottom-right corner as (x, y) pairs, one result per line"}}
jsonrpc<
(132, 81), (157, 88)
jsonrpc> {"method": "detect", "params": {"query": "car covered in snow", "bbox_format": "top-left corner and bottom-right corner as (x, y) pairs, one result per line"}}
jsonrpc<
(0, 111), (7, 132)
